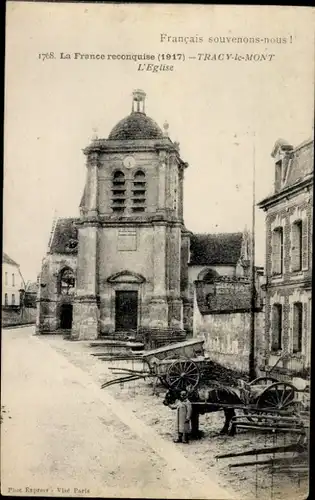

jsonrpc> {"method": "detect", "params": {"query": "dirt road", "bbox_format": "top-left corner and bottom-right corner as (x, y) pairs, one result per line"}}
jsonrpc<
(1, 327), (234, 499)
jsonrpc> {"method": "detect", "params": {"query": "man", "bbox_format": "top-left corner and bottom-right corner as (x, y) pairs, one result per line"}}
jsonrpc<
(169, 390), (192, 443)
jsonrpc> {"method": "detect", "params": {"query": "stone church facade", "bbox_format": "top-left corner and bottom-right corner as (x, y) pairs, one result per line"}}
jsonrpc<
(37, 90), (256, 343)
(37, 90), (191, 339)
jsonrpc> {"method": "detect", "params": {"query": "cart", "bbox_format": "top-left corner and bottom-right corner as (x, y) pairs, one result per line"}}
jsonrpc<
(101, 338), (206, 389)
(101, 339), (300, 417)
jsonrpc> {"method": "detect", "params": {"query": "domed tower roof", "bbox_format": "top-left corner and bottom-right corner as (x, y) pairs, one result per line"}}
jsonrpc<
(108, 90), (164, 141)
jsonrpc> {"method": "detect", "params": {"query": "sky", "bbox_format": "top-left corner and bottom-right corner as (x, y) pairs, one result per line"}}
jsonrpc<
(4, 3), (314, 282)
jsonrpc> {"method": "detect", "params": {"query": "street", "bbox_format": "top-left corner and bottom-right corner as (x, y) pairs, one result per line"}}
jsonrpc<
(1, 327), (233, 499)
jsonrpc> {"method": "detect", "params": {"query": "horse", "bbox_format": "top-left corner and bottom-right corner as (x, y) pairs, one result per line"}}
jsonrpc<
(163, 385), (243, 439)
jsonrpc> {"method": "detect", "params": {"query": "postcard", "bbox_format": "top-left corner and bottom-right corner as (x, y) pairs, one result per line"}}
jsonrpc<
(2, 2), (314, 499)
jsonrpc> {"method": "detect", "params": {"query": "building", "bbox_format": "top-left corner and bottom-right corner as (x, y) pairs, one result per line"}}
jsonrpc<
(258, 138), (313, 378)
(37, 90), (190, 338)
(24, 282), (39, 308)
(190, 232), (265, 373)
(37, 90), (264, 369)
(2, 253), (24, 307)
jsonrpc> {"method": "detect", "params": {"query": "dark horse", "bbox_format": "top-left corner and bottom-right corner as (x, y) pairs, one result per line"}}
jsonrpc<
(163, 386), (243, 439)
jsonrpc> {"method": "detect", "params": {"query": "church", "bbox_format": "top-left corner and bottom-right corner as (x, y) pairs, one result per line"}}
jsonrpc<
(37, 90), (252, 340)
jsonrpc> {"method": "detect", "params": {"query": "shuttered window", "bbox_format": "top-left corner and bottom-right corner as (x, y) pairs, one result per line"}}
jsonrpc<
(293, 302), (303, 353)
(302, 217), (309, 270)
(272, 227), (283, 275)
(291, 220), (302, 272)
(271, 304), (282, 351)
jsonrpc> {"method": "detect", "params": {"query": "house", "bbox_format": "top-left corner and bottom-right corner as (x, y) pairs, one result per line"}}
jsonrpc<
(2, 253), (24, 308)
(258, 138), (313, 378)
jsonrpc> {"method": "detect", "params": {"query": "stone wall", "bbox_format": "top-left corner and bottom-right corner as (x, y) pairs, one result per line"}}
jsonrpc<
(193, 290), (265, 374)
(2, 307), (37, 327)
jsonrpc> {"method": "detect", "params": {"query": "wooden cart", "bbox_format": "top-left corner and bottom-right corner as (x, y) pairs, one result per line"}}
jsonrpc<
(142, 338), (205, 390)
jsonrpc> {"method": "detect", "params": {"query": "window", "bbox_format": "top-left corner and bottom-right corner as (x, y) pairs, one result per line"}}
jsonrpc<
(275, 160), (282, 192)
(132, 170), (146, 213)
(12, 273), (15, 286)
(271, 304), (282, 351)
(272, 227), (283, 275)
(5, 272), (8, 285)
(293, 302), (303, 353)
(111, 171), (126, 213)
(291, 220), (302, 272)
(58, 268), (75, 295)
(4, 293), (8, 306)
(12, 294), (15, 305)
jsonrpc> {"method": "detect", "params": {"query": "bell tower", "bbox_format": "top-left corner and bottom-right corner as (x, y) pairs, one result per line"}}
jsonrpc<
(72, 91), (190, 339)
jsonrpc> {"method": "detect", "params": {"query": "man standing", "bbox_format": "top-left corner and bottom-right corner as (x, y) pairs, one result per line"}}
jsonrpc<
(170, 390), (192, 443)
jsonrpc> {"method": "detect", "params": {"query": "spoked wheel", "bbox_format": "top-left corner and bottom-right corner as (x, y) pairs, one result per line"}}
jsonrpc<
(166, 359), (200, 391)
(256, 382), (296, 411)
(248, 376), (278, 386)
(244, 377), (283, 422)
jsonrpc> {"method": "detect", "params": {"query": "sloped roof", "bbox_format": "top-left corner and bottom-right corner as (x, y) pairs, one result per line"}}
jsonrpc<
(49, 218), (79, 254)
(3, 252), (19, 267)
(190, 233), (243, 266)
(285, 139), (313, 188)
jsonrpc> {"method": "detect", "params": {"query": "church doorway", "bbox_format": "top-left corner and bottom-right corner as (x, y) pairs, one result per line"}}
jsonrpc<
(60, 304), (73, 330)
(115, 291), (138, 332)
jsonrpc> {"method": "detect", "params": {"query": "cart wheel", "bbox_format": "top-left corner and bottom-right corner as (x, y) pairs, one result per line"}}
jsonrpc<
(166, 359), (200, 391)
(248, 376), (278, 386)
(256, 382), (296, 410)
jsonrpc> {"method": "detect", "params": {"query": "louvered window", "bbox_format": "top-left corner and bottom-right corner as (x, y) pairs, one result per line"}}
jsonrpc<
(132, 170), (146, 213)
(301, 217), (309, 270)
(293, 302), (303, 353)
(272, 227), (283, 275)
(291, 220), (302, 272)
(112, 171), (126, 213)
(271, 304), (282, 351)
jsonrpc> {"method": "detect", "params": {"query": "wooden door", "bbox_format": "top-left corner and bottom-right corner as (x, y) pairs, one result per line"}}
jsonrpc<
(115, 291), (138, 331)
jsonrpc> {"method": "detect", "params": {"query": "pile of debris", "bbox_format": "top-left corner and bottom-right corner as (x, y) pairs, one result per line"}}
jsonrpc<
(200, 359), (248, 387)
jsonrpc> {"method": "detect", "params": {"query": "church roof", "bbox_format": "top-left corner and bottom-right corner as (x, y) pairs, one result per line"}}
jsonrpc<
(190, 233), (243, 266)
(49, 218), (79, 254)
(2, 252), (19, 267)
(108, 112), (164, 141)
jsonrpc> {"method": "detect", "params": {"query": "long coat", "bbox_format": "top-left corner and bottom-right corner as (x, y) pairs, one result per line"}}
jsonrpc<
(172, 399), (193, 434)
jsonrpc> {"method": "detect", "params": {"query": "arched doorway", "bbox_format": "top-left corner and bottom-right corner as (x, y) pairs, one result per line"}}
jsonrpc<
(60, 304), (73, 329)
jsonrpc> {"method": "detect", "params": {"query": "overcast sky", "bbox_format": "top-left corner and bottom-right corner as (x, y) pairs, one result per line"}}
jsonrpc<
(4, 3), (314, 282)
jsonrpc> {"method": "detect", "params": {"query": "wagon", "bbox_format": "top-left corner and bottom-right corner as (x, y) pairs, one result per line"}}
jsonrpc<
(142, 338), (205, 390)
(101, 337), (206, 389)
(102, 338), (298, 410)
